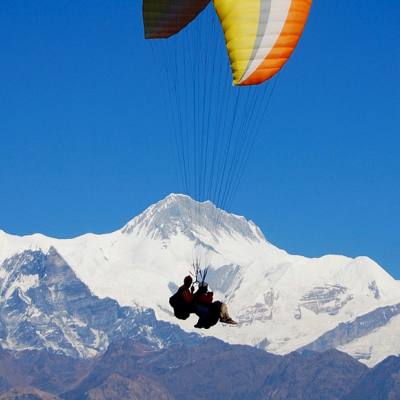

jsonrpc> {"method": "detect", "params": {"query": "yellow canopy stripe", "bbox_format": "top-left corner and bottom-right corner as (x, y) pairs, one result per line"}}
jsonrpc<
(214, 0), (312, 86)
(142, 0), (312, 86)
(213, 0), (262, 85)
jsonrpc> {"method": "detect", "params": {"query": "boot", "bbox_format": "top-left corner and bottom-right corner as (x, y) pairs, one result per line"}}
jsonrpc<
(221, 317), (237, 325)
(219, 303), (237, 324)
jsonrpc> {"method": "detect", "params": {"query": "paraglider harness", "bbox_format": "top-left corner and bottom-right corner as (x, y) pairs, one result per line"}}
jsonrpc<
(169, 285), (193, 320)
(169, 263), (223, 328)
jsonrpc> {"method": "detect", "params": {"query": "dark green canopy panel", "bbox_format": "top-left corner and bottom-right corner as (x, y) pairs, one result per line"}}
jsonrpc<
(143, 0), (210, 39)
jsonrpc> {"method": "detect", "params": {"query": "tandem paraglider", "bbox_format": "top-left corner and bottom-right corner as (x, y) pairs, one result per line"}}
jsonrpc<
(143, 1), (313, 313)
(169, 267), (237, 329)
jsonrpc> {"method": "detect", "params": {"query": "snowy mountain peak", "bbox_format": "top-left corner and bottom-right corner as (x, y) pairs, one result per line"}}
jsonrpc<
(0, 248), (201, 358)
(121, 193), (265, 243)
(1, 195), (400, 367)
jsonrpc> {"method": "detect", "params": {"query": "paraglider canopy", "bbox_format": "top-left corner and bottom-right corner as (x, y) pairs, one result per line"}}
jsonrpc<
(143, 0), (313, 85)
(141, 0), (313, 260)
(143, 0), (210, 39)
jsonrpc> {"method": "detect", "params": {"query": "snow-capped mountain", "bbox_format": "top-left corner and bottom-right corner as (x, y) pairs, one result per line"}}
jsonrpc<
(0, 248), (201, 358)
(0, 194), (399, 365)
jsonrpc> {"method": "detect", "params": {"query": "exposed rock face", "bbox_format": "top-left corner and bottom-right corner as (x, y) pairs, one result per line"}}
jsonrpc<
(368, 280), (381, 299)
(237, 287), (277, 324)
(0, 249), (108, 357)
(299, 285), (353, 316)
(302, 303), (400, 354)
(237, 302), (273, 324)
(0, 249), (201, 358)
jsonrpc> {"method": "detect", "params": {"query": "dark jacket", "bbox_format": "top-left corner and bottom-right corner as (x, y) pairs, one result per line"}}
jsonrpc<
(169, 285), (194, 320)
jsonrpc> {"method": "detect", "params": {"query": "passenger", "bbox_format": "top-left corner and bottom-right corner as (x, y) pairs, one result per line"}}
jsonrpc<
(193, 283), (237, 328)
(169, 275), (194, 320)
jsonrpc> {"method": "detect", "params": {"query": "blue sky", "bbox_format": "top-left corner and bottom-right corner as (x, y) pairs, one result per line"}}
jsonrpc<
(1, 1), (399, 278)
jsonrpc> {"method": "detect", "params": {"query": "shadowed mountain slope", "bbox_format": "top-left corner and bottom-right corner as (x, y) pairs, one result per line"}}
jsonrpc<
(0, 249), (201, 358)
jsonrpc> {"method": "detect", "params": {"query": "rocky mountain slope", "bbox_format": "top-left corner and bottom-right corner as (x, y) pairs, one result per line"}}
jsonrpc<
(344, 355), (400, 400)
(0, 248), (201, 358)
(0, 340), (399, 400)
(1, 194), (399, 365)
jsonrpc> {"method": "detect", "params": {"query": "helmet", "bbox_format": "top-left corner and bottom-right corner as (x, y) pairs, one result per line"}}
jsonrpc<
(184, 275), (193, 286)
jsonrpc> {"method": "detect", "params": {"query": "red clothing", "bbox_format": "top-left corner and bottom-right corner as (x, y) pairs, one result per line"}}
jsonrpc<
(179, 286), (194, 304)
(194, 291), (213, 305)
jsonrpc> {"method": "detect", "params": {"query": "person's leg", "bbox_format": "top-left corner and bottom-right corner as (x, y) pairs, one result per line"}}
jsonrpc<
(219, 303), (237, 324)
(219, 303), (228, 319)
(194, 304), (209, 328)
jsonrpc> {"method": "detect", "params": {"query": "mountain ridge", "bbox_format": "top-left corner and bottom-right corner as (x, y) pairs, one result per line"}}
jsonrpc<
(0, 248), (202, 359)
(0, 194), (399, 366)
(1, 340), (399, 400)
